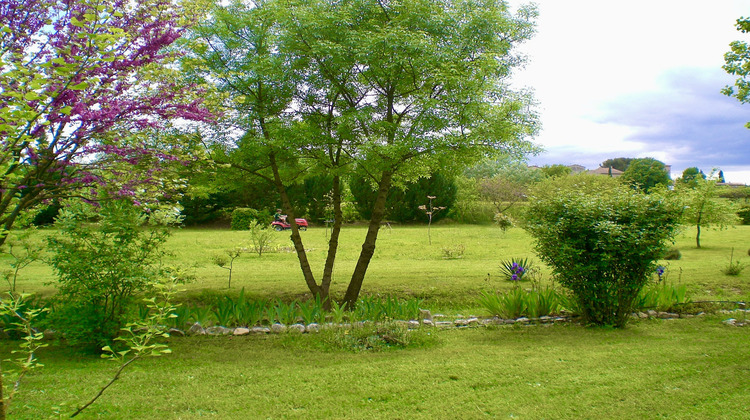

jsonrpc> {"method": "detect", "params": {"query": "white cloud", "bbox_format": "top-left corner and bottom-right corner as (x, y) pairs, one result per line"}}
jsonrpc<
(509, 0), (750, 184)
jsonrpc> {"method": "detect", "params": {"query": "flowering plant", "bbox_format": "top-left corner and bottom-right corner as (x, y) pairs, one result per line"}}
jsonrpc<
(655, 266), (665, 281)
(500, 257), (534, 282)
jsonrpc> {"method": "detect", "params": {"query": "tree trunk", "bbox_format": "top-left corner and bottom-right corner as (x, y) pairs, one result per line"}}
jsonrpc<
(268, 152), (321, 297)
(696, 210), (703, 248)
(319, 175), (342, 311)
(342, 170), (393, 308)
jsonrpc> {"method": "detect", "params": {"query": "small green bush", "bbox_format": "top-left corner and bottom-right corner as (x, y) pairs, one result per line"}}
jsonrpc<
(248, 220), (275, 256)
(524, 175), (682, 327)
(662, 248), (682, 260)
(721, 248), (746, 276)
(47, 200), (178, 349)
(231, 208), (265, 230)
(737, 205), (750, 225)
(493, 213), (514, 232)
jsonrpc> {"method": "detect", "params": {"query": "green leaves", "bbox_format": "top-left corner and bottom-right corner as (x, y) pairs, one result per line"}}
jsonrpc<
(524, 175), (682, 327)
(724, 16), (750, 122)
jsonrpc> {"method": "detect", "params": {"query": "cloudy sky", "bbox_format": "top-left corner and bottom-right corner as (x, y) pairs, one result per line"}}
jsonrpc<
(508, 0), (750, 184)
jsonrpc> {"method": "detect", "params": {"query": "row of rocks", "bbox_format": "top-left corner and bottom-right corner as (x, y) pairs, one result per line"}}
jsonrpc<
(173, 310), (712, 337)
(633, 310), (704, 320)
(24, 308), (747, 340)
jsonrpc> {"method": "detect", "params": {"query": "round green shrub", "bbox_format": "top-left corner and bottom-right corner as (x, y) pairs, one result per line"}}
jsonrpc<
(663, 248), (682, 260)
(231, 208), (265, 230)
(524, 175), (682, 327)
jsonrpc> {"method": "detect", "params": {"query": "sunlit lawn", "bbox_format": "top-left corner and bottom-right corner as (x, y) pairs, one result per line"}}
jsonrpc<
(6, 315), (750, 419)
(2, 224), (750, 418)
(6, 224), (750, 311)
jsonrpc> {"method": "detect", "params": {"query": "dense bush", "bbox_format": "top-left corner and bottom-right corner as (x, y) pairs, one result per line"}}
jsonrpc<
(31, 201), (62, 226)
(349, 172), (457, 222)
(717, 185), (750, 200)
(738, 205), (750, 225)
(524, 175), (682, 327)
(230, 208), (266, 230)
(296, 175), (334, 223)
(179, 192), (234, 226)
(47, 200), (178, 348)
(662, 248), (682, 260)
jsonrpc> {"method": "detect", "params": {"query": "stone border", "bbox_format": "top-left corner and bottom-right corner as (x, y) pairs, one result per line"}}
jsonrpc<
(27, 308), (750, 340)
(169, 309), (750, 337)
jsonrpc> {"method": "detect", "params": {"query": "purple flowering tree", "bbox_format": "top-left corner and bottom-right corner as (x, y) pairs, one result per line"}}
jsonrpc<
(0, 0), (211, 242)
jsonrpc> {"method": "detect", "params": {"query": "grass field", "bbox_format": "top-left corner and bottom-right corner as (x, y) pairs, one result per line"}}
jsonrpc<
(5, 224), (750, 311)
(2, 224), (750, 419)
(6, 315), (750, 419)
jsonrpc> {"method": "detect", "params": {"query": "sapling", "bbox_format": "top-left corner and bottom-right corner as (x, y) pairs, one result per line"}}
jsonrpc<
(213, 247), (244, 288)
(0, 293), (48, 420)
(418, 196), (445, 245)
(1, 229), (45, 293)
(248, 221), (276, 256)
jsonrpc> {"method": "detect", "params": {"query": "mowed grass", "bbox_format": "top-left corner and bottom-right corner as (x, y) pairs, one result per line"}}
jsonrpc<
(2, 224), (750, 419)
(6, 316), (750, 419)
(5, 224), (750, 310)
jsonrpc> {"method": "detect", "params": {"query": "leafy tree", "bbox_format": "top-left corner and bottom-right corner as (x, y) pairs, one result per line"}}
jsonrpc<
(478, 176), (527, 214)
(540, 164), (571, 178)
(524, 175), (682, 327)
(187, 0), (538, 307)
(676, 173), (738, 248)
(446, 175), (495, 224)
(465, 156), (545, 184)
(600, 157), (634, 172)
(620, 158), (671, 192)
(723, 16), (750, 126)
(677, 167), (706, 188)
(0, 0), (211, 244)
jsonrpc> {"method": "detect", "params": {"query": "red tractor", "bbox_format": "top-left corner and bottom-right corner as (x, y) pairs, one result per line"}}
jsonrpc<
(271, 217), (308, 231)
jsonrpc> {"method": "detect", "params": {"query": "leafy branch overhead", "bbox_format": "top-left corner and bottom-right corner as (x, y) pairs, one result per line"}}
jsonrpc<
(724, 16), (750, 126)
(0, 0), (212, 244)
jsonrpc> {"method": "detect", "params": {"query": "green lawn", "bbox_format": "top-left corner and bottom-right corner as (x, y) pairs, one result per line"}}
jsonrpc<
(6, 224), (750, 311)
(3, 224), (750, 418)
(7, 316), (750, 419)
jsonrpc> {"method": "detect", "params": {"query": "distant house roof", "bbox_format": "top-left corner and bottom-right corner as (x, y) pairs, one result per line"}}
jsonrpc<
(587, 166), (624, 176)
(568, 164), (586, 174)
(718, 182), (747, 188)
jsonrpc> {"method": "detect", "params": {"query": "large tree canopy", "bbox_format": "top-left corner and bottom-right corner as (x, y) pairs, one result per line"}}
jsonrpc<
(600, 157), (634, 172)
(0, 0), (211, 240)
(187, 0), (538, 306)
(620, 158), (671, 193)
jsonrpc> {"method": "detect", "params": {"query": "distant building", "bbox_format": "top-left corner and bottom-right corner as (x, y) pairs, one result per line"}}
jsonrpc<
(718, 182), (747, 188)
(568, 164), (586, 174)
(587, 166), (624, 177)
